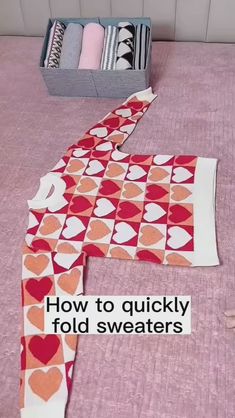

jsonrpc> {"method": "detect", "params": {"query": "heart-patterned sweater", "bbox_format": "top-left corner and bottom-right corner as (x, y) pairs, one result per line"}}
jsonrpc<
(20, 87), (219, 417)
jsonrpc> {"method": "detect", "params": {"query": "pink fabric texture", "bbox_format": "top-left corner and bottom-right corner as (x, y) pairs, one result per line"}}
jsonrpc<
(0, 37), (235, 418)
(78, 23), (104, 69)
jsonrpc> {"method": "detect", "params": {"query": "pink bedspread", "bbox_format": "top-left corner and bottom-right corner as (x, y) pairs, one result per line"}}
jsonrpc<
(0, 37), (234, 418)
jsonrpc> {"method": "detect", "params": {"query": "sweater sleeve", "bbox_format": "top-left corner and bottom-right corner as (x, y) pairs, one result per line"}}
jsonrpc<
(20, 246), (86, 417)
(69, 87), (157, 151)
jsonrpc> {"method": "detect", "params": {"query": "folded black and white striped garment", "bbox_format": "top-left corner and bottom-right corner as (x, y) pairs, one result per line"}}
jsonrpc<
(101, 25), (118, 70)
(134, 24), (150, 70)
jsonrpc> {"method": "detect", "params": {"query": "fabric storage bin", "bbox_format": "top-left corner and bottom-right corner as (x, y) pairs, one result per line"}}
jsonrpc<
(39, 17), (152, 98)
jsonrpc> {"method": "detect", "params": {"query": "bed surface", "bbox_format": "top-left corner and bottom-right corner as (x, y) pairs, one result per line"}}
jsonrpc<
(0, 37), (234, 418)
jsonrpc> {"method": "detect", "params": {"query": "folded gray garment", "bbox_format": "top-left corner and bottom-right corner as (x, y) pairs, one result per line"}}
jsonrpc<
(59, 23), (83, 69)
(134, 24), (150, 70)
(101, 25), (118, 70)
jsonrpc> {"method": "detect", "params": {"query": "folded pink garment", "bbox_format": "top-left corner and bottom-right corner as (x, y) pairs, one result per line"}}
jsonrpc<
(78, 22), (104, 69)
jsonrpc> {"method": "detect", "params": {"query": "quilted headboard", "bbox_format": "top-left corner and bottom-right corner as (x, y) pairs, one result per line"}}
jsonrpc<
(1, 0), (235, 42)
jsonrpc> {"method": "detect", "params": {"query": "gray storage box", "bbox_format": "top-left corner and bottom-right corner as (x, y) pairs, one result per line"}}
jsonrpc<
(39, 17), (152, 98)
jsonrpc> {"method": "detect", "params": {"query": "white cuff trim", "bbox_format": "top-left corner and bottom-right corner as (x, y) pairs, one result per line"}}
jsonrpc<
(125, 87), (157, 103)
(193, 157), (220, 266)
(21, 401), (66, 418)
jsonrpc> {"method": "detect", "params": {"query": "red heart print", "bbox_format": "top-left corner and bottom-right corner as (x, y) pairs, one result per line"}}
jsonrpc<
(122, 119), (134, 127)
(99, 180), (120, 195)
(78, 137), (95, 149)
(91, 150), (110, 159)
(65, 361), (74, 393)
(146, 185), (168, 200)
(82, 244), (105, 257)
(25, 277), (53, 302)
(63, 175), (76, 189)
(169, 205), (191, 223)
(21, 337), (26, 369)
(137, 250), (161, 263)
(131, 155), (150, 163)
(103, 117), (121, 129)
(117, 202), (141, 219)
(32, 239), (52, 252)
(129, 101), (144, 111)
(28, 335), (60, 364)
(70, 196), (92, 213)
(175, 156), (196, 165)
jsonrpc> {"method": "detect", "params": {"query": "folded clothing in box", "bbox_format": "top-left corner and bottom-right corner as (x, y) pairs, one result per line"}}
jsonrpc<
(43, 20), (150, 71)
(39, 17), (152, 98)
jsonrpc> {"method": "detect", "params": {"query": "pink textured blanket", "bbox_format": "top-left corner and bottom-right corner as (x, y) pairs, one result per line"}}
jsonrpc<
(78, 23), (104, 69)
(0, 38), (235, 418)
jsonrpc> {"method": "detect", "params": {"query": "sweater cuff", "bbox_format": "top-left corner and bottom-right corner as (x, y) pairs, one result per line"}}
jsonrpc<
(125, 87), (157, 103)
(21, 401), (66, 418)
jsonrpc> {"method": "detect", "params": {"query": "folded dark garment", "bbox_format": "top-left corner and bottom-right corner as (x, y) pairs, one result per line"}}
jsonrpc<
(134, 24), (150, 70)
(116, 21), (135, 70)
